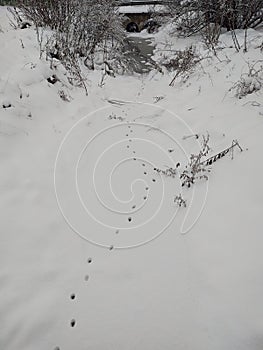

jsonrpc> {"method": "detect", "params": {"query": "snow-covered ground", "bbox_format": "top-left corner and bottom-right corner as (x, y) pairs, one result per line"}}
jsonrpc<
(118, 5), (165, 14)
(1, 6), (263, 350)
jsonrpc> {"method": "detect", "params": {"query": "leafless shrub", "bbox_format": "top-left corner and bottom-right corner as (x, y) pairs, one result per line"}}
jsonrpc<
(11, 0), (134, 93)
(166, 0), (263, 51)
(164, 46), (196, 71)
(167, 0), (263, 32)
(230, 61), (263, 98)
(154, 165), (179, 178)
(163, 46), (202, 86)
(153, 135), (242, 200)
(201, 23), (221, 53)
(180, 133), (211, 188)
(152, 135), (211, 187)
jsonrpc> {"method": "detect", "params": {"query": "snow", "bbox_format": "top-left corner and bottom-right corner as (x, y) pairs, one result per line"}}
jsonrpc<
(1, 5), (263, 350)
(119, 5), (165, 14)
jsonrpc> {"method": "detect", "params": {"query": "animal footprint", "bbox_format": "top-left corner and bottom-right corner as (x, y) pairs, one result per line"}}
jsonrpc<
(70, 319), (76, 328)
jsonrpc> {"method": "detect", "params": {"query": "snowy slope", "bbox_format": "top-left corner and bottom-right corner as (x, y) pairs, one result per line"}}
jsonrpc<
(118, 5), (165, 14)
(1, 6), (263, 350)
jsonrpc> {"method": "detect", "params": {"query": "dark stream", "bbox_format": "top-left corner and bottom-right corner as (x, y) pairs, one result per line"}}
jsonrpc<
(127, 36), (155, 73)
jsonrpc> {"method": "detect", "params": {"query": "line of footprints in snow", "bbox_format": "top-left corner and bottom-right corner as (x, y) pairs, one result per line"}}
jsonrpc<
(125, 124), (157, 223)
(54, 124), (160, 349)
(53, 258), (92, 350)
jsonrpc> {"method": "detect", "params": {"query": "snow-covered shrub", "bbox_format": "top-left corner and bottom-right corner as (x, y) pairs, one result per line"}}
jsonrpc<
(28, 1), (121, 48)
(15, 0), (125, 62)
(166, 0), (263, 50)
(166, 0), (263, 33)
(154, 166), (178, 178)
(152, 134), (211, 188)
(230, 61), (263, 99)
(163, 45), (197, 71)
(180, 134), (211, 188)
(153, 135), (242, 193)
(161, 46), (201, 86)
(234, 76), (262, 99)
(201, 23), (221, 51)
(12, 0), (132, 92)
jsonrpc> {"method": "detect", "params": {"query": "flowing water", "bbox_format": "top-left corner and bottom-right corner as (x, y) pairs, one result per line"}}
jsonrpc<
(127, 36), (155, 73)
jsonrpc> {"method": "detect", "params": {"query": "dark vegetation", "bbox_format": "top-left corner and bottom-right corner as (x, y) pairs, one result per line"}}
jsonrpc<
(166, 0), (263, 34)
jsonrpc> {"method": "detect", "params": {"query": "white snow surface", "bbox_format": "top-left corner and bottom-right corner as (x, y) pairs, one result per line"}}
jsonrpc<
(1, 6), (263, 350)
(119, 5), (165, 14)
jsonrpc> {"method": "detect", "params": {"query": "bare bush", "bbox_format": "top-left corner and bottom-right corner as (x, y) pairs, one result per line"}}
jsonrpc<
(180, 133), (211, 188)
(153, 134), (211, 188)
(154, 165), (179, 178)
(166, 0), (263, 50)
(167, 0), (262, 32)
(153, 135), (242, 200)
(161, 46), (202, 86)
(230, 61), (263, 98)
(201, 22), (221, 52)
(11, 0), (131, 93)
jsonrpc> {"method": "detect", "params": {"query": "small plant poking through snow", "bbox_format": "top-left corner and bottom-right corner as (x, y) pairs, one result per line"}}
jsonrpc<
(153, 135), (242, 194)
(108, 114), (124, 121)
(180, 134), (211, 188)
(230, 61), (263, 99)
(153, 96), (165, 103)
(58, 90), (71, 102)
(154, 163), (180, 178)
(174, 194), (187, 208)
